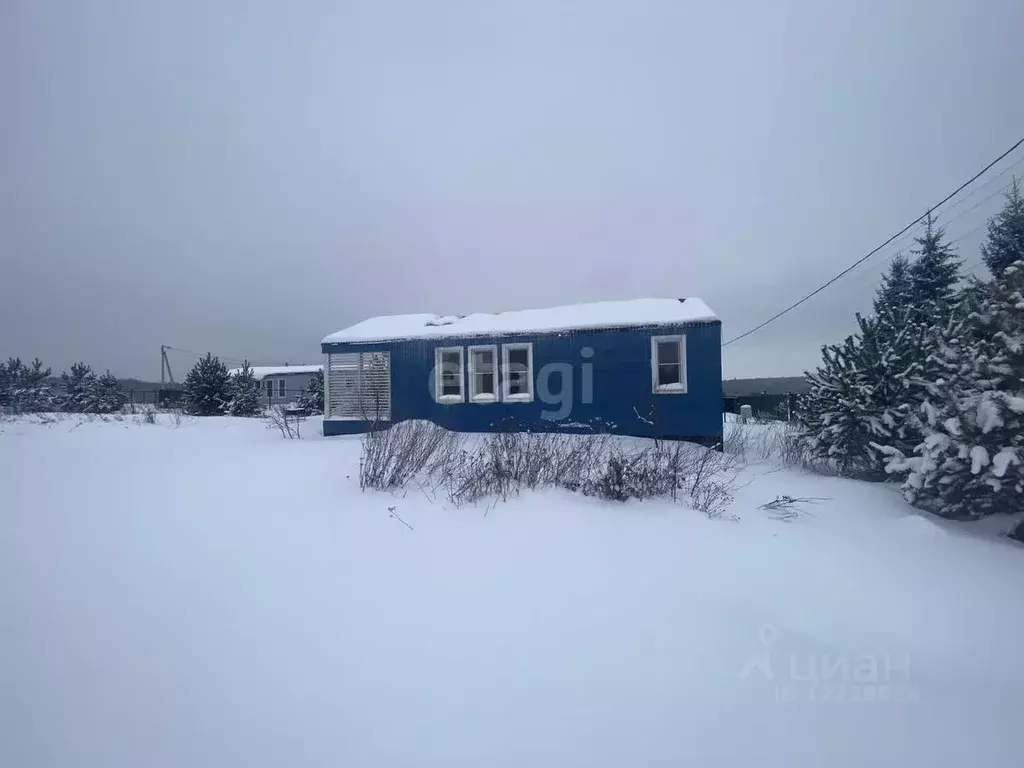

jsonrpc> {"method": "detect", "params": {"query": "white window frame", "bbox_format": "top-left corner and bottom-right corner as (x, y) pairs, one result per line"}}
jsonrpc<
(501, 342), (534, 402)
(434, 346), (465, 403)
(278, 378), (287, 398)
(467, 344), (499, 403)
(651, 335), (687, 394)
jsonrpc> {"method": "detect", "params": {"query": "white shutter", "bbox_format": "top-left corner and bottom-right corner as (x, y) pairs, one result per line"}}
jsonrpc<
(326, 351), (391, 421)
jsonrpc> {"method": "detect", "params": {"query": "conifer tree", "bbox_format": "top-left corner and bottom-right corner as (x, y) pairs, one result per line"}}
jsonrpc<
(297, 369), (324, 415)
(181, 354), (231, 416)
(22, 358), (54, 412)
(227, 361), (264, 417)
(801, 253), (931, 479)
(908, 211), (962, 318)
(0, 359), (12, 408)
(0, 357), (54, 412)
(980, 177), (1024, 277)
(89, 371), (127, 414)
(873, 253), (913, 317)
(60, 362), (96, 412)
(880, 263), (1024, 518)
(800, 330), (878, 477)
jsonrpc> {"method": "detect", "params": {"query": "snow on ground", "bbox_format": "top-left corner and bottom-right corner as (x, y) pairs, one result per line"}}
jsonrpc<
(2, 414), (1022, 767)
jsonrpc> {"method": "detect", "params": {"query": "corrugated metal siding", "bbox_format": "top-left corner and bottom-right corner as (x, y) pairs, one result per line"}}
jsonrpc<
(323, 323), (722, 440)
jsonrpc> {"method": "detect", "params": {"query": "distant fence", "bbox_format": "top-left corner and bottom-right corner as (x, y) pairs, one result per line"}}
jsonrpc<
(127, 387), (310, 409)
(127, 389), (183, 407)
(723, 393), (799, 420)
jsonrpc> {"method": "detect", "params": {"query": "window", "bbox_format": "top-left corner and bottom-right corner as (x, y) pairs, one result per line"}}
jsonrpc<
(278, 379), (287, 398)
(468, 345), (498, 402)
(435, 347), (464, 402)
(265, 379), (273, 398)
(502, 343), (533, 401)
(651, 335), (686, 393)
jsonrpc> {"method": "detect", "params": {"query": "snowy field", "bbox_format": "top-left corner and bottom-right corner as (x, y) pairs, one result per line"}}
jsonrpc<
(2, 414), (1023, 767)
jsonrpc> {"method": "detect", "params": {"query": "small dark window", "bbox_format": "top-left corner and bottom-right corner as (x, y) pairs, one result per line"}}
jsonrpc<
(503, 344), (533, 399)
(278, 379), (287, 397)
(265, 379), (273, 397)
(470, 347), (497, 400)
(437, 348), (464, 400)
(653, 337), (685, 391)
(657, 340), (680, 386)
(656, 340), (679, 365)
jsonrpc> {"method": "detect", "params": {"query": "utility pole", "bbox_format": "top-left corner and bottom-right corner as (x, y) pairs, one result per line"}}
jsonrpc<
(160, 345), (175, 386)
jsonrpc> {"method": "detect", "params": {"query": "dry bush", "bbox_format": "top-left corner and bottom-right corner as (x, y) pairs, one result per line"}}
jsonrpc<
(357, 422), (739, 517)
(436, 432), (610, 506)
(582, 440), (698, 502)
(723, 421), (754, 462)
(360, 420), (463, 490)
(130, 405), (158, 425)
(725, 419), (809, 468)
(690, 475), (735, 519)
(777, 424), (810, 467)
(267, 406), (303, 439)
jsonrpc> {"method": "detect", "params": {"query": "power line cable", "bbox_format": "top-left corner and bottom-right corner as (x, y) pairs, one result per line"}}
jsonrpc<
(939, 153), (1024, 214)
(722, 134), (1024, 347)
(860, 158), (1024, 271)
(162, 345), (264, 366)
(938, 176), (1020, 231)
(856, 175), (1019, 287)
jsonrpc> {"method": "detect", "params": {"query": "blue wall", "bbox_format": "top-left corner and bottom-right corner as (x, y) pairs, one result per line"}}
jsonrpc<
(322, 322), (722, 442)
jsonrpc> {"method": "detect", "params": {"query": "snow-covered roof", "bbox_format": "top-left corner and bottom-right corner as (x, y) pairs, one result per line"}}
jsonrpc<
(228, 365), (322, 380)
(323, 298), (717, 344)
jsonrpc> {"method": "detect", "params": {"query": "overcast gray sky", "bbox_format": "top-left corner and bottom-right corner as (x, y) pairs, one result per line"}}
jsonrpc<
(3, 0), (1023, 381)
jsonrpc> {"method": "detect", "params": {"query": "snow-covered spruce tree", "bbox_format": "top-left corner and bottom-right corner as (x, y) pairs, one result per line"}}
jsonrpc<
(0, 357), (55, 413)
(0, 358), (27, 411)
(60, 362), (97, 412)
(872, 252), (913, 316)
(857, 309), (931, 468)
(908, 211), (962, 321)
(226, 361), (264, 417)
(980, 176), (1024, 278)
(864, 253), (936, 462)
(297, 369), (324, 415)
(799, 254), (929, 478)
(956, 274), (989, 319)
(181, 353), (232, 416)
(879, 262), (1024, 519)
(88, 371), (127, 414)
(0, 359), (12, 408)
(22, 358), (55, 412)
(799, 331), (879, 477)
(860, 220), (965, 476)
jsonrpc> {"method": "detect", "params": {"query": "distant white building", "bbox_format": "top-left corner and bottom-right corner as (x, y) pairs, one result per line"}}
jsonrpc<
(228, 364), (321, 404)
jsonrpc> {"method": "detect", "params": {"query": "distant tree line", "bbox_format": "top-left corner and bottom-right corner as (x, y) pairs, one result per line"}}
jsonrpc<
(0, 358), (128, 414)
(1, 353), (326, 419)
(797, 178), (1024, 538)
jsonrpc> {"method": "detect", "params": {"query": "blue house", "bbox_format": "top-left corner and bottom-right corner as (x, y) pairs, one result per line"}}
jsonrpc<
(320, 298), (723, 445)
